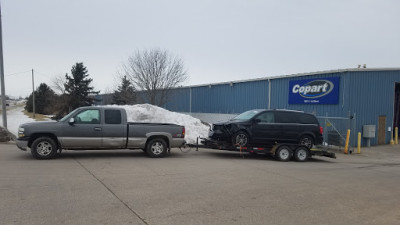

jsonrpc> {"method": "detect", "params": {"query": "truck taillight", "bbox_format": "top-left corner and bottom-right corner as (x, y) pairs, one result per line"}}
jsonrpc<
(182, 127), (185, 137)
(320, 126), (323, 134)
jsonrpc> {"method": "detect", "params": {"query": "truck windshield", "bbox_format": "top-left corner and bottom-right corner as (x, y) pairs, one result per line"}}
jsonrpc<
(232, 110), (260, 120)
(59, 108), (80, 122)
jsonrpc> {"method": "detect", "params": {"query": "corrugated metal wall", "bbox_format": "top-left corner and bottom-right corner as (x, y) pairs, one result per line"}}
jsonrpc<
(165, 87), (191, 112)
(159, 69), (400, 146)
(188, 80), (269, 114)
(346, 70), (400, 145)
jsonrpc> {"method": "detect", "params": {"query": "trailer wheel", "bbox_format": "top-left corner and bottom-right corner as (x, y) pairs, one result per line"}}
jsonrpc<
(294, 146), (310, 162)
(275, 145), (292, 162)
(232, 131), (249, 147)
(31, 136), (58, 160)
(146, 138), (167, 158)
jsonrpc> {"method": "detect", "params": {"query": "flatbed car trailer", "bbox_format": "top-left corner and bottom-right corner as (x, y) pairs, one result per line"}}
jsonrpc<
(186, 138), (336, 162)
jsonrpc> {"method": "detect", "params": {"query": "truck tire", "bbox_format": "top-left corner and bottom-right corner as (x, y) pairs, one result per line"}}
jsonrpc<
(146, 138), (168, 158)
(294, 146), (310, 162)
(232, 131), (249, 147)
(275, 145), (292, 162)
(31, 136), (58, 160)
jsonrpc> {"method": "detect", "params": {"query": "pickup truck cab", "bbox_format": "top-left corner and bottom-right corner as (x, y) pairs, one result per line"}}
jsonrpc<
(17, 106), (186, 159)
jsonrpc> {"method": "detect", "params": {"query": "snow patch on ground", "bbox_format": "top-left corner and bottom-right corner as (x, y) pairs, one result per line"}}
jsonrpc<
(107, 104), (210, 144)
(0, 106), (36, 136)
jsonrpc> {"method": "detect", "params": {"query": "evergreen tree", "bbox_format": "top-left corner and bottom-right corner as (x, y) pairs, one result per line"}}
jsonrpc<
(64, 62), (97, 110)
(25, 83), (56, 114)
(112, 75), (136, 105)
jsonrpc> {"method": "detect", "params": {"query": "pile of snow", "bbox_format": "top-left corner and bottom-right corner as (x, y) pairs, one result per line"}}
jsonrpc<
(108, 104), (210, 144)
(0, 126), (16, 142)
(0, 106), (36, 136)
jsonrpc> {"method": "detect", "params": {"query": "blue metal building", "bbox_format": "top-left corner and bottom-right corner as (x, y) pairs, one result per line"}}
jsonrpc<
(164, 68), (400, 146)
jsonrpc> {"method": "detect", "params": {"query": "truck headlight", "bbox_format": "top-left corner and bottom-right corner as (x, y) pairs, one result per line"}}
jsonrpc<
(18, 127), (25, 137)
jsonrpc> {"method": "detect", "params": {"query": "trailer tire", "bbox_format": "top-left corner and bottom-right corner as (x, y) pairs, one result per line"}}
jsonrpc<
(275, 145), (292, 162)
(31, 136), (58, 160)
(146, 138), (167, 158)
(294, 146), (310, 162)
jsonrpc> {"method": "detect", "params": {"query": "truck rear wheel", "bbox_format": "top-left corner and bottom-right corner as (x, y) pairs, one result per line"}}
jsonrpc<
(31, 137), (58, 160)
(146, 138), (168, 158)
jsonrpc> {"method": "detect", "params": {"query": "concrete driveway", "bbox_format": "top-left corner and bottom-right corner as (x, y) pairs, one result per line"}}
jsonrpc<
(1, 142), (400, 225)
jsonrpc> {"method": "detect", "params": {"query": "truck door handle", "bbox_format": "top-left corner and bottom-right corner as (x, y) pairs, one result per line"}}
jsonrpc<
(94, 127), (102, 131)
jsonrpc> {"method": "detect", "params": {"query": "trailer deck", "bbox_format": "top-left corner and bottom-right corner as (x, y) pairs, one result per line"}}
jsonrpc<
(186, 138), (336, 162)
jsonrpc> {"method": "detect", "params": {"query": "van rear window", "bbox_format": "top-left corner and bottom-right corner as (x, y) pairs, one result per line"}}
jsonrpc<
(298, 114), (318, 124)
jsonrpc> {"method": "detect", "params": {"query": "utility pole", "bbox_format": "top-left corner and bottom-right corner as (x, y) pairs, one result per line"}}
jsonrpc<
(0, 1), (7, 128)
(32, 69), (35, 118)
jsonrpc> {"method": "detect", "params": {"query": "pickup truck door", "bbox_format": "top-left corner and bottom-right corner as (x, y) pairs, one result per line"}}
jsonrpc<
(101, 109), (127, 148)
(59, 109), (102, 149)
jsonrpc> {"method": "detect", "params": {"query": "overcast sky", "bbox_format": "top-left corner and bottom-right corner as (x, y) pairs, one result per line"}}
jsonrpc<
(2, 0), (400, 97)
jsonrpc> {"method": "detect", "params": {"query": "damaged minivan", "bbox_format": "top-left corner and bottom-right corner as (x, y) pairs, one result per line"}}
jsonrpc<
(208, 109), (323, 148)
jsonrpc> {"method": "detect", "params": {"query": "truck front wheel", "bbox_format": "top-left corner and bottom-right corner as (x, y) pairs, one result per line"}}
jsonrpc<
(31, 137), (58, 160)
(146, 139), (167, 158)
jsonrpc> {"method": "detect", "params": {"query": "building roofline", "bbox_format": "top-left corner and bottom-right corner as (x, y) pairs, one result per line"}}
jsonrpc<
(178, 67), (400, 89)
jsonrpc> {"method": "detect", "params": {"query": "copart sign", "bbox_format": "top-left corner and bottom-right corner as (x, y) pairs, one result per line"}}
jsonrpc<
(289, 77), (340, 104)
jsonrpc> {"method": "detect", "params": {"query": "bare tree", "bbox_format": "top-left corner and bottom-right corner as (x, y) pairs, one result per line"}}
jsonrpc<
(122, 49), (188, 106)
(51, 74), (66, 94)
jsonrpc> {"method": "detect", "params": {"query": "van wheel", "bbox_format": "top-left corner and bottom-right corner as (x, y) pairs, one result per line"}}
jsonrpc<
(299, 135), (314, 149)
(232, 131), (249, 147)
(275, 145), (292, 161)
(146, 139), (167, 158)
(31, 137), (58, 160)
(294, 146), (310, 162)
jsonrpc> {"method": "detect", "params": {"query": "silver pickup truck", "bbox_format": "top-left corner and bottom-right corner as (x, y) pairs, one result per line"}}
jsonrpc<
(16, 106), (186, 159)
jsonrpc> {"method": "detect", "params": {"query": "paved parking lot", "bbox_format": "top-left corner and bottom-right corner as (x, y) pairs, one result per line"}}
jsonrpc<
(1, 142), (400, 225)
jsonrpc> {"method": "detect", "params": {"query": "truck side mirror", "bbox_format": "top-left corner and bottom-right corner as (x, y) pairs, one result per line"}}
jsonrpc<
(68, 118), (75, 125)
(253, 118), (261, 124)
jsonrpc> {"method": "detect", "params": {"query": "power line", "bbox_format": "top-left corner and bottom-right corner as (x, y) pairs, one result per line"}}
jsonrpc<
(5, 70), (31, 77)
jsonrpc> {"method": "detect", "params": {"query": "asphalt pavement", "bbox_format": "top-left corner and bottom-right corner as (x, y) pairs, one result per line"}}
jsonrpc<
(1, 142), (400, 225)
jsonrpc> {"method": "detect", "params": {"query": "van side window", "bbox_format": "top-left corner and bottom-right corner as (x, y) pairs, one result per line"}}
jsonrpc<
(105, 110), (122, 124)
(275, 112), (298, 123)
(256, 112), (275, 123)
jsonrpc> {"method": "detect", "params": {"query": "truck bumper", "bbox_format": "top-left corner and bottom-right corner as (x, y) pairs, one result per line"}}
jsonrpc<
(16, 138), (29, 151)
(171, 138), (186, 148)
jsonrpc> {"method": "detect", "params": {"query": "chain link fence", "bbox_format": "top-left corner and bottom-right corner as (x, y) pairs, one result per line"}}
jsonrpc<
(317, 114), (356, 151)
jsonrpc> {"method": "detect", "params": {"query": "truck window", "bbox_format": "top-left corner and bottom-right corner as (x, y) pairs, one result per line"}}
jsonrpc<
(75, 109), (100, 124)
(105, 110), (122, 124)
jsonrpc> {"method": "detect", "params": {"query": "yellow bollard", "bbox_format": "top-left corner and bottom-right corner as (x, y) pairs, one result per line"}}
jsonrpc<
(357, 132), (361, 154)
(390, 129), (394, 145)
(344, 129), (351, 154)
(395, 127), (398, 145)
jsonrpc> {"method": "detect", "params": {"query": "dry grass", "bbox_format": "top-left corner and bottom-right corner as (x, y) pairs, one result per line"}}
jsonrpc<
(23, 111), (51, 121)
